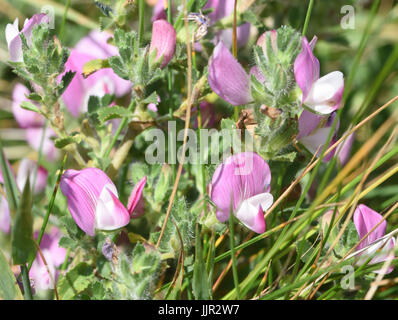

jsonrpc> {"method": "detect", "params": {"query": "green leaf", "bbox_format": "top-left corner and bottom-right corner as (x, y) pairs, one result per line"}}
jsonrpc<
(11, 176), (36, 265)
(26, 92), (42, 102)
(0, 146), (19, 211)
(192, 225), (210, 300)
(91, 281), (106, 300)
(108, 56), (129, 80)
(142, 91), (159, 105)
(57, 262), (94, 300)
(58, 236), (76, 249)
(83, 59), (110, 78)
(57, 71), (76, 97)
(0, 249), (21, 300)
(97, 106), (133, 123)
(54, 134), (82, 149)
(20, 101), (40, 113)
(154, 167), (170, 204)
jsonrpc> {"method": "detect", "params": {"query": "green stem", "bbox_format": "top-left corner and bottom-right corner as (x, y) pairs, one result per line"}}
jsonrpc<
(167, 0), (173, 24)
(59, 0), (71, 42)
(138, 0), (145, 46)
(343, 0), (380, 102)
(229, 213), (241, 299)
(20, 265), (33, 300)
(302, 0), (315, 37)
(27, 154), (67, 273)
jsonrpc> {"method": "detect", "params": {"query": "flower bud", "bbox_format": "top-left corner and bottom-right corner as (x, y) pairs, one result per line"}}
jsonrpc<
(149, 20), (176, 69)
(127, 176), (147, 218)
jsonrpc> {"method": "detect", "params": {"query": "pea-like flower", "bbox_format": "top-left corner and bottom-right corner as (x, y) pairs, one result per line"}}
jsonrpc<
(211, 152), (273, 233)
(5, 14), (50, 62)
(60, 168), (146, 236)
(29, 228), (66, 291)
(352, 204), (396, 273)
(11, 83), (59, 161)
(294, 37), (344, 115)
(62, 31), (131, 117)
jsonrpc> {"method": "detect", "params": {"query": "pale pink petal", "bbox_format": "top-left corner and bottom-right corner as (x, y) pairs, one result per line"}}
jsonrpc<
(16, 159), (48, 194)
(25, 127), (59, 161)
(0, 195), (10, 234)
(235, 193), (273, 233)
(95, 184), (130, 231)
(12, 83), (44, 128)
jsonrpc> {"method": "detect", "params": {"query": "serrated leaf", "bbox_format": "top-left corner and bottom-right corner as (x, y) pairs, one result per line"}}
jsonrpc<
(108, 56), (129, 80)
(57, 71), (76, 97)
(57, 262), (94, 300)
(26, 92), (42, 102)
(58, 236), (76, 249)
(54, 136), (80, 149)
(20, 101), (40, 113)
(11, 177), (36, 265)
(0, 249), (21, 300)
(97, 106), (133, 123)
(83, 59), (110, 78)
(142, 91), (159, 105)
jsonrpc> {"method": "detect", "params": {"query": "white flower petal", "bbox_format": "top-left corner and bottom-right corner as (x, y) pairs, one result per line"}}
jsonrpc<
(235, 193), (273, 233)
(5, 18), (19, 46)
(304, 71), (344, 114)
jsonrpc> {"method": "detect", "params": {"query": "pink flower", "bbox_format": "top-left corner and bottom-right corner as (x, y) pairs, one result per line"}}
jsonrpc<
(353, 204), (396, 273)
(211, 152), (273, 233)
(16, 159), (48, 194)
(25, 127), (59, 161)
(208, 41), (251, 106)
(12, 83), (44, 128)
(60, 168), (146, 236)
(297, 110), (339, 162)
(0, 195), (10, 234)
(149, 20), (176, 69)
(294, 37), (344, 115)
(29, 228), (66, 291)
(5, 14), (50, 62)
(62, 31), (131, 117)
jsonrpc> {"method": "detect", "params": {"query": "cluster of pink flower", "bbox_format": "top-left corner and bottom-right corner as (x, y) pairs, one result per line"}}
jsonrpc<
(1, 1), (395, 295)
